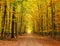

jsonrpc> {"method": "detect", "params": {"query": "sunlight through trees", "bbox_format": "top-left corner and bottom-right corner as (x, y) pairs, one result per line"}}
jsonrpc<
(0, 0), (60, 39)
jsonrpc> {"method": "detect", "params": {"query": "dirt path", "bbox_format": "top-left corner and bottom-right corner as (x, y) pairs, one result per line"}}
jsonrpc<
(0, 34), (60, 46)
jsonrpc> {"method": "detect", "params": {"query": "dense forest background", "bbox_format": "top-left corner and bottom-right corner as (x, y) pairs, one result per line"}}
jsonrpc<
(0, 0), (60, 39)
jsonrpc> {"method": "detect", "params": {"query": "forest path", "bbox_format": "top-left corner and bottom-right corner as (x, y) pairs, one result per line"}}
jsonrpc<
(0, 34), (60, 46)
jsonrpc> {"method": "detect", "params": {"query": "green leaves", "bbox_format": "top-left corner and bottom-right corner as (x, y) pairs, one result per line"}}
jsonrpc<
(22, 7), (27, 14)
(11, 1), (17, 8)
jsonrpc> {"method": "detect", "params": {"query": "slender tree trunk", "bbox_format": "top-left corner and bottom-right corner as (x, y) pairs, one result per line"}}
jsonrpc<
(11, 7), (15, 38)
(11, 15), (15, 38)
(50, 0), (55, 38)
(45, 0), (48, 36)
(1, 1), (7, 38)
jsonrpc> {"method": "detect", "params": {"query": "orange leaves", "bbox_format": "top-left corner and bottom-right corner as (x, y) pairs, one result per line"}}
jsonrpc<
(47, 0), (59, 7)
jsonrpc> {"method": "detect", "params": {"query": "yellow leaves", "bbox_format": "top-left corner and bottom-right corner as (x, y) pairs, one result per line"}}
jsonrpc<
(16, 4), (21, 12)
(24, 14), (32, 22)
(47, 0), (50, 3)
(23, 1), (38, 14)
(27, 0), (36, 1)
(0, 0), (60, 33)
(9, 0), (15, 3)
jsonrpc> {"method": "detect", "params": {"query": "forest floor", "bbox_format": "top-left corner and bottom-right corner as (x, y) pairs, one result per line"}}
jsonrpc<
(0, 34), (60, 46)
